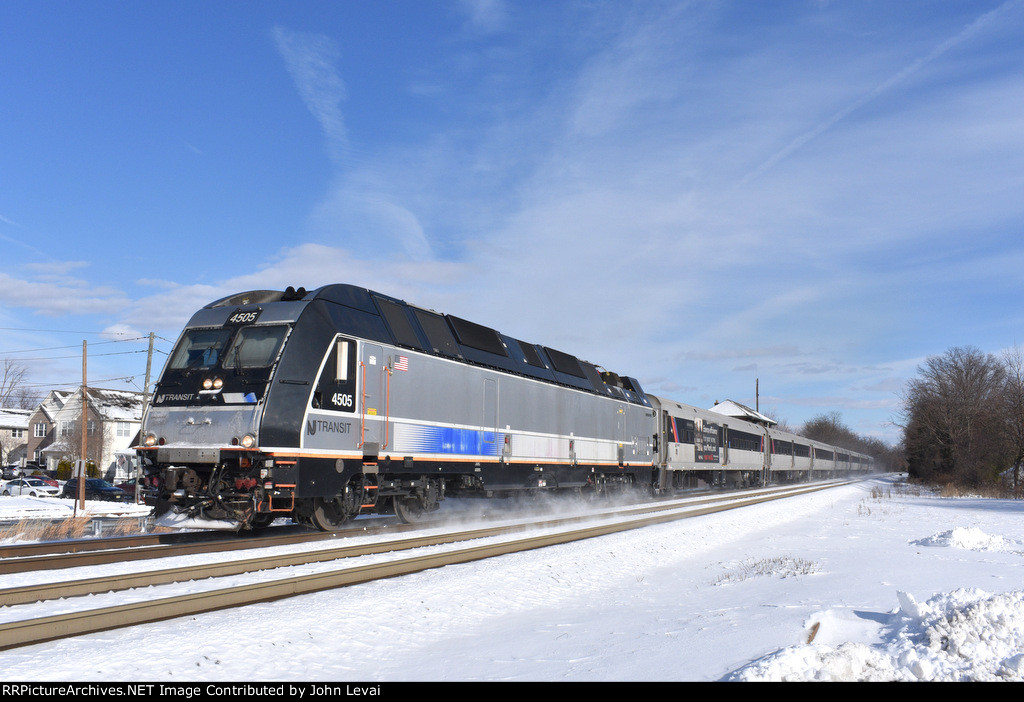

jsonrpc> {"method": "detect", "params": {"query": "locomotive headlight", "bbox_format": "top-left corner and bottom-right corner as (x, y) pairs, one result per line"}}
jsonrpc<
(213, 377), (223, 389)
(239, 432), (257, 449)
(202, 378), (213, 390)
(143, 433), (159, 447)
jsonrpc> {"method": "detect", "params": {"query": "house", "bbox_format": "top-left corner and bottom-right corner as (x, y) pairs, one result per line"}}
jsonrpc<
(38, 387), (143, 481)
(0, 407), (32, 465)
(25, 389), (72, 468)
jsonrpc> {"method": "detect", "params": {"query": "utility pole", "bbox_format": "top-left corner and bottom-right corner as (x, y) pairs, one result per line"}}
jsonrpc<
(135, 332), (154, 503)
(76, 340), (87, 514)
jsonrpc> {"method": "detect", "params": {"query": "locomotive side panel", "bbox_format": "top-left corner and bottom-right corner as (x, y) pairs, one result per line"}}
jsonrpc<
(301, 337), (656, 493)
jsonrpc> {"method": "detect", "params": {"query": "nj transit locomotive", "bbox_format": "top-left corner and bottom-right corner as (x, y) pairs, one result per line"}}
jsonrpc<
(139, 283), (872, 531)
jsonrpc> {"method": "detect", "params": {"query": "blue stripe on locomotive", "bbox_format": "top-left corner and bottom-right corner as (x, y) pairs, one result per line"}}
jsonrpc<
(401, 425), (503, 457)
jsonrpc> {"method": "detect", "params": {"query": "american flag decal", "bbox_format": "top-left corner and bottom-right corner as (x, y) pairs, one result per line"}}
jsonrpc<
(394, 356), (409, 372)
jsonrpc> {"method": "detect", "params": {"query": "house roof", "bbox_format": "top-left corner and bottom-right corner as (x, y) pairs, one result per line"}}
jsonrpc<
(0, 408), (32, 430)
(707, 399), (777, 427)
(52, 388), (143, 422)
(34, 390), (72, 422)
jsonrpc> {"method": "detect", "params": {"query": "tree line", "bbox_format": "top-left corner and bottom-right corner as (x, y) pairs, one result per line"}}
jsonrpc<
(797, 410), (900, 473)
(901, 345), (1024, 495)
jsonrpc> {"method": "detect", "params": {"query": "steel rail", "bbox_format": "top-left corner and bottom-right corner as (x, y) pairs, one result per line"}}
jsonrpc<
(0, 524), (323, 559)
(0, 480), (850, 651)
(0, 524), (388, 575)
(0, 481), (845, 607)
(0, 481), (827, 573)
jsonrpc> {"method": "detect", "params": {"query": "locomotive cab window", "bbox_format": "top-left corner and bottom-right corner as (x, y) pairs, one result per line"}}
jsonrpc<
(312, 336), (359, 412)
(222, 325), (289, 369)
(169, 328), (234, 370)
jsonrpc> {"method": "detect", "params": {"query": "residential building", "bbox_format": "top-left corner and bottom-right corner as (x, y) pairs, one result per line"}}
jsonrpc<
(25, 390), (72, 468)
(0, 407), (32, 465)
(39, 387), (143, 481)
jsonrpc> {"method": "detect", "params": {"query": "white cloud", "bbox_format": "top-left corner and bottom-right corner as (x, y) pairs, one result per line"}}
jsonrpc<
(457, 0), (509, 34)
(272, 26), (349, 163)
(0, 271), (129, 317)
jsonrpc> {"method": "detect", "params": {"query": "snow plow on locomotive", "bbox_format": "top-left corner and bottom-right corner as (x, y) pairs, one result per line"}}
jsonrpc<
(138, 283), (873, 532)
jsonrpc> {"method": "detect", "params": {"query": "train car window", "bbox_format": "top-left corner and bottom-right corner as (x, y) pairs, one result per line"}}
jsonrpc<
(728, 429), (763, 452)
(375, 298), (425, 351)
(312, 335), (358, 412)
(412, 308), (462, 357)
(223, 325), (289, 369)
(168, 328), (234, 370)
(773, 440), (793, 455)
(542, 347), (585, 378)
(447, 316), (508, 357)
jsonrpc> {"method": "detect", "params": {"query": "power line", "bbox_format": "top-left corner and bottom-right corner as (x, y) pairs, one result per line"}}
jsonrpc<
(0, 337), (152, 356)
(0, 327), (147, 336)
(16, 375), (141, 389)
(2, 349), (152, 362)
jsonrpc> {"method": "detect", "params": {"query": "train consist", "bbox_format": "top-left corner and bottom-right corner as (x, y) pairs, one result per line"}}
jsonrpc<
(138, 283), (873, 531)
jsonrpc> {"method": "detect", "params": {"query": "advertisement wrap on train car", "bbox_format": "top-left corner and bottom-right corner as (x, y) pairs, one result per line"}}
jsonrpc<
(695, 418), (720, 463)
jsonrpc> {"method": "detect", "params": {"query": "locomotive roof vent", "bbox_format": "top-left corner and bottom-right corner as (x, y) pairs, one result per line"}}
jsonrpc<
(205, 286), (308, 309)
(206, 289), (288, 308)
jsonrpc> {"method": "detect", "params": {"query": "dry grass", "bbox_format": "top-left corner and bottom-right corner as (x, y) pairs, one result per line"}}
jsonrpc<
(0, 515), (92, 542)
(938, 482), (1015, 499)
(0, 514), (152, 542)
(714, 556), (820, 585)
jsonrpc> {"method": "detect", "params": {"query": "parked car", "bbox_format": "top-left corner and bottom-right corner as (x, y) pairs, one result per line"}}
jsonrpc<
(61, 478), (132, 502)
(2, 477), (61, 497)
(115, 477), (141, 493)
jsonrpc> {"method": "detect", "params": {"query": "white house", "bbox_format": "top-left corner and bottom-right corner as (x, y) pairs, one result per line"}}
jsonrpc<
(40, 387), (143, 480)
(0, 407), (32, 465)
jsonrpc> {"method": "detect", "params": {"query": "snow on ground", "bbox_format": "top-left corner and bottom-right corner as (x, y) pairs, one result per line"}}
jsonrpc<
(0, 494), (151, 522)
(1, 474), (1023, 682)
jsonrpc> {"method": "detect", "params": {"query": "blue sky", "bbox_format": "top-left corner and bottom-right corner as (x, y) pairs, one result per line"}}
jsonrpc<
(2, 0), (1023, 446)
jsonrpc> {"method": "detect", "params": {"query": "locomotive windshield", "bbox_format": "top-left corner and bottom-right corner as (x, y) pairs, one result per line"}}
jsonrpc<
(168, 328), (234, 370)
(168, 325), (289, 372)
(223, 326), (289, 369)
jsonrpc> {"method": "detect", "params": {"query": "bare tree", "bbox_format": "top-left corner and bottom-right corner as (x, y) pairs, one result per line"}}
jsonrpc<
(801, 411), (851, 448)
(0, 359), (29, 408)
(798, 411), (897, 471)
(902, 346), (1009, 487)
(1000, 345), (1024, 497)
(48, 413), (105, 475)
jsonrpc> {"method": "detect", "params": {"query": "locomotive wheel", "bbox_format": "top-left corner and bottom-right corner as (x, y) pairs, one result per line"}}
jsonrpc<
(392, 496), (439, 524)
(310, 496), (351, 531)
(250, 514), (275, 529)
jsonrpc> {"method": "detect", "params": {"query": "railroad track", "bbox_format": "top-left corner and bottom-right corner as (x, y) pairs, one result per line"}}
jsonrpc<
(0, 479), (853, 651)
(0, 520), (400, 575)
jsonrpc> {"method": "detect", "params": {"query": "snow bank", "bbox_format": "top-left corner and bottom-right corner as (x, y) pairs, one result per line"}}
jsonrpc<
(0, 495), (151, 522)
(729, 588), (1024, 681)
(913, 526), (1022, 553)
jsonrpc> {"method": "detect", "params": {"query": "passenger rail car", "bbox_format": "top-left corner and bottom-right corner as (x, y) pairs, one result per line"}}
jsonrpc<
(649, 396), (873, 488)
(139, 283), (873, 531)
